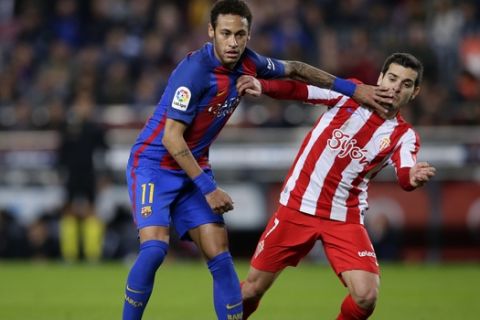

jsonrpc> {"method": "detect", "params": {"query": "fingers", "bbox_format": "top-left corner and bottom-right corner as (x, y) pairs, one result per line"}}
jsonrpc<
(213, 202), (234, 214)
(236, 75), (261, 97)
(206, 189), (235, 215)
(412, 162), (436, 185)
(236, 75), (252, 94)
(245, 88), (261, 97)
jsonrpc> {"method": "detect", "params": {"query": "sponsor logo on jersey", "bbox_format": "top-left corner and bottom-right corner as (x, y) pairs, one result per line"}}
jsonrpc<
(172, 86), (191, 111)
(328, 129), (368, 164)
(207, 96), (241, 118)
(357, 250), (376, 258)
(141, 206), (152, 217)
(266, 58), (275, 71)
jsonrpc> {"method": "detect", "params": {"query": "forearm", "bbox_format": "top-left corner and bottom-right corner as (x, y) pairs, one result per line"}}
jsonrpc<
(283, 60), (356, 97)
(162, 118), (217, 195)
(258, 79), (309, 100)
(163, 136), (203, 179)
(284, 60), (335, 88)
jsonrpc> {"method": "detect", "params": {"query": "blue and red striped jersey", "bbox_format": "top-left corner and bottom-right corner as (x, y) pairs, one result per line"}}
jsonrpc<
(128, 42), (285, 170)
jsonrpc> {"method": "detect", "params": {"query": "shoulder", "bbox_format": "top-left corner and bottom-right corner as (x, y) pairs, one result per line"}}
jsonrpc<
(171, 46), (212, 83)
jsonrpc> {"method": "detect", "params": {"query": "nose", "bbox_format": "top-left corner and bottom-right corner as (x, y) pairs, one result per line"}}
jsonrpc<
(228, 35), (238, 47)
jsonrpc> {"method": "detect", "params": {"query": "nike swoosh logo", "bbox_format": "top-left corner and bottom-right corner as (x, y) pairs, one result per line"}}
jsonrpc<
(126, 285), (145, 294)
(226, 301), (242, 310)
(216, 90), (227, 97)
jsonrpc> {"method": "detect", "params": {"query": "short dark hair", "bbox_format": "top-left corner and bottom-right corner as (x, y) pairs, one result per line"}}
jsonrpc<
(210, 0), (252, 30)
(381, 53), (423, 87)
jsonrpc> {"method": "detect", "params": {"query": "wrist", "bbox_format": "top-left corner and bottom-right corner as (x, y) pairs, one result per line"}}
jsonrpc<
(193, 172), (217, 195)
(258, 79), (270, 94)
(332, 77), (357, 97)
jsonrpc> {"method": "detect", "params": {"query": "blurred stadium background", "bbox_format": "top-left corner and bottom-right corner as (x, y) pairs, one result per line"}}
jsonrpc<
(0, 0), (479, 314)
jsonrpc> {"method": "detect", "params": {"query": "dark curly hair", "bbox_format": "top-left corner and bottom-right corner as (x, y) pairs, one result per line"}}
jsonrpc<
(210, 0), (252, 31)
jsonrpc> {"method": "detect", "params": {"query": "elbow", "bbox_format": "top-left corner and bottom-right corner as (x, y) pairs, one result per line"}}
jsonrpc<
(162, 133), (174, 151)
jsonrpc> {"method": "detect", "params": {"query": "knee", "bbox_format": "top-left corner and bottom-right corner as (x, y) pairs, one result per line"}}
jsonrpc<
(351, 286), (379, 310)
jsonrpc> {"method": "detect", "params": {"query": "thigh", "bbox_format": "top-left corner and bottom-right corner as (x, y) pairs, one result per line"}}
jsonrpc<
(126, 166), (182, 229)
(171, 170), (224, 240)
(321, 221), (380, 285)
(251, 205), (318, 273)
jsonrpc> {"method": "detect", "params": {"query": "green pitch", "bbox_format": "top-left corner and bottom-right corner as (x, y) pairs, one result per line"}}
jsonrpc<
(0, 260), (478, 319)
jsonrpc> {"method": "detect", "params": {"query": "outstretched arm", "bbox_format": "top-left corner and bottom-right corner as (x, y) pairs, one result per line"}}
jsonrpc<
(282, 60), (392, 116)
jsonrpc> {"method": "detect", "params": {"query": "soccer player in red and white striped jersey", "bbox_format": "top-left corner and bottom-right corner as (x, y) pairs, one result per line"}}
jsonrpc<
(237, 53), (436, 319)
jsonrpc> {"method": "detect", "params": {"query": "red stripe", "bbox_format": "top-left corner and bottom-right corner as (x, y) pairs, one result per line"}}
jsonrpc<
(241, 57), (258, 76)
(133, 115), (166, 168)
(129, 166), (138, 225)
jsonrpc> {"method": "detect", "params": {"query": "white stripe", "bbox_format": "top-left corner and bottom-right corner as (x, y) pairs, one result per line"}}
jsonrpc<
(398, 128), (417, 167)
(307, 86), (342, 101)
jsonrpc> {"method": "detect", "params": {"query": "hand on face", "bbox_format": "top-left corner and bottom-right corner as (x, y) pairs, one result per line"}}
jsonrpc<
(353, 84), (394, 118)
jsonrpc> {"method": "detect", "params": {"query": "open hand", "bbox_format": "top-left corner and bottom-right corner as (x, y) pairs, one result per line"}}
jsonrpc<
(353, 84), (394, 118)
(410, 162), (436, 188)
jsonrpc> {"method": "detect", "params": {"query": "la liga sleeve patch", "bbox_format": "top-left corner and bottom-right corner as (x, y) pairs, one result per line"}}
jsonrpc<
(172, 86), (191, 111)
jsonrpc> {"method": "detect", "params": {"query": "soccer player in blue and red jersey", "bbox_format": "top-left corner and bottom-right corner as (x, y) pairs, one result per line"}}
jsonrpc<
(122, 1), (394, 319)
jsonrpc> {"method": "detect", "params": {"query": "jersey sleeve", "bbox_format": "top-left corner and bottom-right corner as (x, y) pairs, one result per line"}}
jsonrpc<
(164, 57), (205, 124)
(389, 128), (420, 191)
(248, 49), (286, 78)
(259, 79), (343, 107)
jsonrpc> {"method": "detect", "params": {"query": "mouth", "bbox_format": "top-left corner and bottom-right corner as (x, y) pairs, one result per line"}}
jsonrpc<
(225, 51), (239, 59)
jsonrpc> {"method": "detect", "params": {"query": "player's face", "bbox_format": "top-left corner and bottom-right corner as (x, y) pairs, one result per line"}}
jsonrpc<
(377, 63), (420, 115)
(209, 14), (250, 69)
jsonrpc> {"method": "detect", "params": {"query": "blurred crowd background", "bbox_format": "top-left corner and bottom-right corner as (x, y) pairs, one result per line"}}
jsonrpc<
(0, 0), (480, 263)
(0, 0), (479, 130)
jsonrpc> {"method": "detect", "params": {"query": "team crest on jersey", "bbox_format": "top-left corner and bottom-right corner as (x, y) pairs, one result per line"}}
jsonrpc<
(141, 206), (152, 218)
(207, 96), (241, 118)
(378, 136), (391, 152)
(172, 86), (191, 111)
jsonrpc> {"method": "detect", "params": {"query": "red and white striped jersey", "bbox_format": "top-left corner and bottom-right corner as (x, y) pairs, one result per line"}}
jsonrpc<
(278, 84), (420, 224)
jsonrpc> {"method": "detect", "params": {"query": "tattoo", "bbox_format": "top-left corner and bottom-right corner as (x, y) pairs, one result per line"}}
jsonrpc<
(173, 149), (190, 158)
(285, 60), (335, 89)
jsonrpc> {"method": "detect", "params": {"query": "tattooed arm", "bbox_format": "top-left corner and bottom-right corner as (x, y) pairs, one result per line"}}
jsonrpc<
(283, 60), (392, 115)
(162, 118), (234, 213)
(162, 118), (204, 179)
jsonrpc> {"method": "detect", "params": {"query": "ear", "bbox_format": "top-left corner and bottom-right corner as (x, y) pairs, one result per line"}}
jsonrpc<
(208, 23), (214, 39)
(410, 86), (421, 101)
(377, 73), (383, 86)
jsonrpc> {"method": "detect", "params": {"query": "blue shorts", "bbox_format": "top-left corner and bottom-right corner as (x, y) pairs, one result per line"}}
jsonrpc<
(126, 165), (224, 240)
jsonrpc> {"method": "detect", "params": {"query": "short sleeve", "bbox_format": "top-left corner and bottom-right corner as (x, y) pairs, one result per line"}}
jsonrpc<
(164, 57), (205, 124)
(247, 49), (286, 79)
